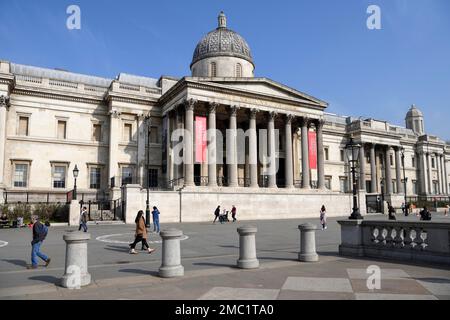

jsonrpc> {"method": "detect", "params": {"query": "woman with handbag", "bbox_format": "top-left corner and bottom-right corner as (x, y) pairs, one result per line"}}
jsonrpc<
(129, 210), (156, 254)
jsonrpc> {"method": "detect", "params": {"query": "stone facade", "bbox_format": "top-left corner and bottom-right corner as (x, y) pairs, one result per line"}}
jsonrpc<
(0, 12), (449, 223)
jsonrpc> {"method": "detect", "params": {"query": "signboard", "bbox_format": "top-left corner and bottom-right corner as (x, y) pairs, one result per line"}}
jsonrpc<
(195, 116), (207, 163)
(308, 131), (317, 169)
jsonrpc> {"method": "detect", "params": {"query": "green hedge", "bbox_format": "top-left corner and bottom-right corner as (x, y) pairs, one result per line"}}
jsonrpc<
(0, 203), (69, 223)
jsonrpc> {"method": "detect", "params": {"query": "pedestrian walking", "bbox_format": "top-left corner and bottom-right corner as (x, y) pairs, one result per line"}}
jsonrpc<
(420, 206), (432, 221)
(152, 206), (160, 233)
(445, 204), (449, 217)
(231, 205), (237, 222)
(78, 206), (88, 232)
(213, 205), (221, 224)
(405, 203), (410, 217)
(27, 215), (51, 269)
(320, 205), (327, 230)
(129, 210), (156, 254)
(401, 203), (405, 215)
(388, 203), (396, 220)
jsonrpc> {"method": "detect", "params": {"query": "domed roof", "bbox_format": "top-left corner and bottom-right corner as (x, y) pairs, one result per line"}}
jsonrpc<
(191, 12), (253, 68)
(406, 104), (423, 118)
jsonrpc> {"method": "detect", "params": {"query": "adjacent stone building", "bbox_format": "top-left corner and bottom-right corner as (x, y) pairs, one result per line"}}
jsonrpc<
(0, 12), (448, 223)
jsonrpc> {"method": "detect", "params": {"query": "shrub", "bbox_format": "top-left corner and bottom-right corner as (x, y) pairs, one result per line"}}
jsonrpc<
(0, 204), (10, 217)
(33, 203), (53, 221)
(11, 203), (32, 221)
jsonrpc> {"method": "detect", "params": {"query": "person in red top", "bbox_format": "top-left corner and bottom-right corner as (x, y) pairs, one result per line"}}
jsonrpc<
(231, 205), (237, 222)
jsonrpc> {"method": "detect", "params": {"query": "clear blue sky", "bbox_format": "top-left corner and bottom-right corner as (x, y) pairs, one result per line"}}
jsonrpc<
(1, 0), (449, 139)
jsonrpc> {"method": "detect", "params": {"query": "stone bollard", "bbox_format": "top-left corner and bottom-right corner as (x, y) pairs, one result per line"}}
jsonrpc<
(159, 228), (184, 278)
(61, 232), (91, 289)
(237, 226), (259, 269)
(298, 223), (319, 262)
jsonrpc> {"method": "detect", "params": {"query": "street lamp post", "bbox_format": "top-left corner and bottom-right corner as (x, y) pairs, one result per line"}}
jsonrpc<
(401, 149), (408, 214)
(346, 137), (363, 220)
(145, 115), (152, 228)
(73, 165), (79, 201)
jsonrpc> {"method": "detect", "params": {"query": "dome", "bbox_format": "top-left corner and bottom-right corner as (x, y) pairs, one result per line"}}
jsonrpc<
(191, 12), (254, 68)
(406, 104), (423, 118)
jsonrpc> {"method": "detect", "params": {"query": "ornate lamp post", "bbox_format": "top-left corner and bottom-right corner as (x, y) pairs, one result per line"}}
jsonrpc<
(144, 115), (152, 228)
(73, 165), (79, 200)
(346, 137), (363, 220)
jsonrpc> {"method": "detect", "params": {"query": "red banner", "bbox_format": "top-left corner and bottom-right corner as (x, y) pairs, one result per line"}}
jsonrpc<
(308, 131), (317, 169)
(195, 116), (207, 163)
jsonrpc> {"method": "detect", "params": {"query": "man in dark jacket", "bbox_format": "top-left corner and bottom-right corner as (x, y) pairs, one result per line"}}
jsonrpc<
(27, 215), (51, 269)
(213, 206), (221, 224)
(420, 207), (432, 221)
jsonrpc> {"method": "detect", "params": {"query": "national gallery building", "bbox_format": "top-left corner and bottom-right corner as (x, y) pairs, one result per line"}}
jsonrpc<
(0, 13), (448, 223)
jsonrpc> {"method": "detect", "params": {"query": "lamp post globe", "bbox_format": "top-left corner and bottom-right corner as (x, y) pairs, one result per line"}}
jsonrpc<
(73, 165), (79, 200)
(346, 138), (363, 220)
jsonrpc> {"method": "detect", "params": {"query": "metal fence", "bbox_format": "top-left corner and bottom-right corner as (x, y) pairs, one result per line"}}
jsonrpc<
(406, 196), (450, 209)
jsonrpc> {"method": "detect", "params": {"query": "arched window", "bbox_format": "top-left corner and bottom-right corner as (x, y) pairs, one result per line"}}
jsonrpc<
(236, 63), (242, 77)
(210, 62), (217, 77)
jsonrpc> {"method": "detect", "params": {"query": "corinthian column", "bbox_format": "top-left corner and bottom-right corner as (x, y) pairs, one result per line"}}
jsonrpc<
(316, 119), (325, 190)
(301, 117), (310, 189)
(207, 103), (218, 187)
(267, 112), (278, 188)
(184, 99), (195, 187)
(249, 109), (259, 188)
(359, 143), (366, 191)
(285, 115), (294, 189)
(370, 144), (377, 193)
(385, 146), (393, 195)
(395, 147), (403, 194)
(227, 106), (239, 187)
(108, 109), (121, 187)
(0, 95), (9, 188)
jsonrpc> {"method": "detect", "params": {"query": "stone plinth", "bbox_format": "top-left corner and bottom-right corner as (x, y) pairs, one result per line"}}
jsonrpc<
(159, 228), (184, 278)
(237, 226), (259, 269)
(61, 232), (91, 289)
(298, 223), (319, 262)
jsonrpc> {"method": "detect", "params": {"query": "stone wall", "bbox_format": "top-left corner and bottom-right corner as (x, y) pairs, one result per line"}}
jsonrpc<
(123, 184), (355, 223)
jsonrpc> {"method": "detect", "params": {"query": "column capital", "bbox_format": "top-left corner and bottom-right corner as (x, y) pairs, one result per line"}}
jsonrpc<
(229, 105), (239, 116)
(267, 111), (278, 121)
(0, 95), (9, 110)
(137, 113), (146, 121)
(208, 102), (219, 114)
(300, 116), (310, 127)
(109, 109), (122, 119)
(315, 118), (325, 128)
(249, 108), (258, 119)
(285, 114), (295, 124)
(184, 98), (197, 111)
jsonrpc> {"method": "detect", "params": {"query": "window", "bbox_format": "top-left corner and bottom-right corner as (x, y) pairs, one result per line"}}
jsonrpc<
(325, 176), (332, 190)
(53, 166), (66, 189)
(339, 177), (348, 193)
(13, 164), (28, 188)
(390, 154), (394, 166)
(121, 167), (133, 185)
(392, 180), (397, 194)
(412, 156), (416, 168)
(366, 152), (370, 164)
(412, 180), (417, 195)
(18, 116), (29, 136)
(324, 147), (329, 161)
(210, 62), (217, 77)
(89, 167), (101, 189)
(57, 120), (67, 139)
(340, 150), (345, 162)
(379, 155), (384, 166)
(92, 124), (102, 142)
(149, 126), (159, 144)
(236, 63), (242, 77)
(432, 158), (435, 169)
(148, 169), (158, 188)
(123, 123), (132, 141)
(432, 181), (439, 194)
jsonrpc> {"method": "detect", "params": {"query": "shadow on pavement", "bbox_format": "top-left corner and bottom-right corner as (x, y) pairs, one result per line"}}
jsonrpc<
(104, 245), (129, 253)
(192, 262), (236, 268)
(119, 268), (159, 276)
(29, 275), (60, 285)
(414, 277), (450, 284)
(2, 259), (28, 267)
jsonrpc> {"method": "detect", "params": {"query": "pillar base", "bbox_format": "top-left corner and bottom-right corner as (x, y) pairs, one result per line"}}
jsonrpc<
(61, 272), (91, 288)
(298, 253), (319, 262)
(159, 265), (184, 278)
(237, 258), (259, 269)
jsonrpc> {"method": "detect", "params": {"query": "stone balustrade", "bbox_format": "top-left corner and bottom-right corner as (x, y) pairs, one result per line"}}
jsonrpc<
(338, 220), (450, 265)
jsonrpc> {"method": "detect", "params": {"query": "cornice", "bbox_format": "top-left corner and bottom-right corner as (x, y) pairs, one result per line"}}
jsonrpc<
(12, 87), (104, 105)
(158, 78), (326, 111)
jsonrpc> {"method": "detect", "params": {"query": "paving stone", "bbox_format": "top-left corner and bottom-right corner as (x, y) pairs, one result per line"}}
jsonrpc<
(198, 287), (280, 300)
(355, 293), (437, 300)
(347, 268), (410, 280)
(350, 279), (430, 295)
(277, 290), (355, 300)
(417, 278), (450, 296)
(281, 277), (353, 293)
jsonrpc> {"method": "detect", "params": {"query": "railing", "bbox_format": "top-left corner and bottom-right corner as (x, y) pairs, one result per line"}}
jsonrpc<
(194, 176), (209, 186)
(79, 198), (124, 221)
(3, 190), (108, 205)
(338, 220), (450, 265)
(406, 196), (450, 209)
